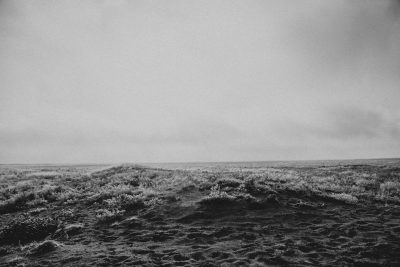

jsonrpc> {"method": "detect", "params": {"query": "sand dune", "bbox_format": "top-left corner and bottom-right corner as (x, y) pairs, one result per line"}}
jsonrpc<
(0, 161), (399, 266)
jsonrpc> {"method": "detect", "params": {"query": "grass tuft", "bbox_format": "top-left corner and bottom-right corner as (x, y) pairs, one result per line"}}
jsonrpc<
(0, 215), (57, 245)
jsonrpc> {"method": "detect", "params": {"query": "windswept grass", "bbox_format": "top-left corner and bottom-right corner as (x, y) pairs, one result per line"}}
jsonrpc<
(0, 163), (399, 266)
(0, 215), (57, 245)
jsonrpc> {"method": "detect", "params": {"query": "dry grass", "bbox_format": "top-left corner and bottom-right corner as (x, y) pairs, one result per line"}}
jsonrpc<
(1, 164), (399, 218)
(0, 215), (57, 245)
(0, 163), (399, 265)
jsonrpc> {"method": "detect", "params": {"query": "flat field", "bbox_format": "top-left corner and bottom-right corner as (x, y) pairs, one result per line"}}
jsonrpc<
(0, 160), (399, 266)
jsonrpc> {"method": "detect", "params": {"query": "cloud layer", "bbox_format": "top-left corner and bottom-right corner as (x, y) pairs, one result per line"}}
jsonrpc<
(1, 0), (399, 163)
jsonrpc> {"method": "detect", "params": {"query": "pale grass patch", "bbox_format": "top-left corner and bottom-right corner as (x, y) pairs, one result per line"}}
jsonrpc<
(328, 193), (358, 204)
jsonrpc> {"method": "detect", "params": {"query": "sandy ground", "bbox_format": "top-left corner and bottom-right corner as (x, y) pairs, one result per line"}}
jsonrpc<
(0, 161), (399, 266)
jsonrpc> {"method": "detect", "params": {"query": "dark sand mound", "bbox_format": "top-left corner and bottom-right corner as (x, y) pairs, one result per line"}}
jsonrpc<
(0, 162), (400, 266)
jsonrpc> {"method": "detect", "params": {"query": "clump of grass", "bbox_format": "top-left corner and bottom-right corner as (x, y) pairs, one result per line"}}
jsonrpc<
(96, 208), (125, 223)
(0, 192), (36, 214)
(104, 193), (147, 211)
(355, 177), (376, 188)
(379, 181), (400, 196)
(242, 177), (276, 195)
(199, 185), (237, 208)
(199, 184), (274, 210)
(327, 193), (358, 204)
(26, 197), (48, 208)
(216, 178), (242, 190)
(375, 181), (400, 203)
(198, 181), (214, 191)
(0, 215), (58, 245)
(86, 184), (133, 204)
(36, 184), (64, 202)
(56, 190), (82, 205)
(28, 207), (47, 215)
(0, 178), (78, 214)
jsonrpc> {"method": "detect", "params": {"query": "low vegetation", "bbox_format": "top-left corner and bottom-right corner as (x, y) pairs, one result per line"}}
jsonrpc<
(0, 215), (57, 245)
(0, 162), (399, 266)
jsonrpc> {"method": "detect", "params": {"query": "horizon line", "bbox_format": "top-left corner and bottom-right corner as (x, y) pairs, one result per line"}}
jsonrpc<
(1, 156), (399, 166)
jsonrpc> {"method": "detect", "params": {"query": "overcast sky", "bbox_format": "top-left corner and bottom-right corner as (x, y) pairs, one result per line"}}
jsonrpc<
(1, 0), (400, 163)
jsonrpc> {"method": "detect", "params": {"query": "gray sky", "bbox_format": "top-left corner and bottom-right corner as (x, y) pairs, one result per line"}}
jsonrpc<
(1, 0), (400, 163)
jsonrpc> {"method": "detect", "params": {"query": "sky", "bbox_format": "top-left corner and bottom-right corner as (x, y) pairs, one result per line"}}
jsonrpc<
(1, 0), (400, 164)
